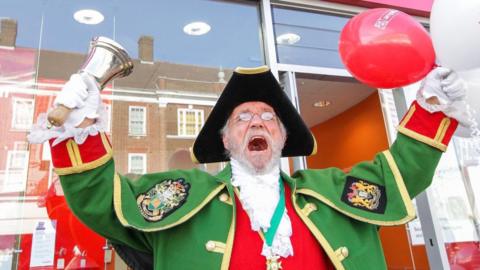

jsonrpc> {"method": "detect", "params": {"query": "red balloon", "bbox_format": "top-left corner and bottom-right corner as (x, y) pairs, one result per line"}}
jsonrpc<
(339, 8), (435, 89)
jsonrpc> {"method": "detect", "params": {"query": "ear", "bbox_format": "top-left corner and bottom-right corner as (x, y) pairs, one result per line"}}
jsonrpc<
(222, 134), (229, 150)
(278, 121), (288, 145)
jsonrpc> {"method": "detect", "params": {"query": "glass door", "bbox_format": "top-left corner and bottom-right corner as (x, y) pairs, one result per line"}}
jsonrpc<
(279, 69), (433, 269)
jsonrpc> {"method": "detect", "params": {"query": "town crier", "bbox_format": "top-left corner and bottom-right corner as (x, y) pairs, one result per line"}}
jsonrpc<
(29, 65), (467, 270)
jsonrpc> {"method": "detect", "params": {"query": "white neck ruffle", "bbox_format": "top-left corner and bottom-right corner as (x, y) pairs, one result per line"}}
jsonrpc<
(230, 158), (294, 258)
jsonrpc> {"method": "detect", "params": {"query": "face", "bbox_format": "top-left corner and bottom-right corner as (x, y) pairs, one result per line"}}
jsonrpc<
(222, 101), (286, 173)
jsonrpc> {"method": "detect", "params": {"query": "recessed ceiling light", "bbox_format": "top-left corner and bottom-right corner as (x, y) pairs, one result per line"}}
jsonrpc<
(313, 100), (331, 108)
(183, 21), (211, 36)
(74, 9), (104, 25)
(276, 33), (301, 45)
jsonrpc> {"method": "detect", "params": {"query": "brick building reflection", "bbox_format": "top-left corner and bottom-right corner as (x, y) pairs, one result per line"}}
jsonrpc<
(0, 18), (229, 269)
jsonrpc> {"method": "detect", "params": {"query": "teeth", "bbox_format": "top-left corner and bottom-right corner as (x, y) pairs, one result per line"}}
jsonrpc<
(249, 136), (265, 142)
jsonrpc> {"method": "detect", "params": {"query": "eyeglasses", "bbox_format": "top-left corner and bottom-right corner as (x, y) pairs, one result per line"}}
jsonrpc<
(234, 111), (276, 122)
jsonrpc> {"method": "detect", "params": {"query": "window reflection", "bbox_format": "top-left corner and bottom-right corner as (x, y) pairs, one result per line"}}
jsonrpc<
(128, 106), (146, 136)
(178, 107), (204, 137)
(128, 153), (147, 175)
(272, 7), (349, 68)
(11, 98), (34, 130)
(0, 0), (262, 269)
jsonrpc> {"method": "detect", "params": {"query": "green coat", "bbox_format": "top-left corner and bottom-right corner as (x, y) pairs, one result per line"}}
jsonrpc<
(58, 132), (442, 270)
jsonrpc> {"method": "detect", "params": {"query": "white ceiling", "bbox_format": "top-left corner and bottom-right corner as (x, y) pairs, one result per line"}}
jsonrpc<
(296, 71), (480, 142)
(296, 76), (376, 128)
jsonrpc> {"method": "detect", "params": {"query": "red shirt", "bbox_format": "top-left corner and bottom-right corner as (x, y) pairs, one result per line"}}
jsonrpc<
(230, 185), (334, 270)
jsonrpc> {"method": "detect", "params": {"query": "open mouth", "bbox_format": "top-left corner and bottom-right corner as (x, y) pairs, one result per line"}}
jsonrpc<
(248, 136), (268, 151)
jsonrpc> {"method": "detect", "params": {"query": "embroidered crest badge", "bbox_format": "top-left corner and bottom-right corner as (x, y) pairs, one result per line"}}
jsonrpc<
(341, 176), (386, 214)
(137, 178), (190, 222)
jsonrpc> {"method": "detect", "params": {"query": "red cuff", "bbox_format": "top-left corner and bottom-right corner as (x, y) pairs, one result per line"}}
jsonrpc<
(49, 132), (112, 175)
(397, 101), (458, 152)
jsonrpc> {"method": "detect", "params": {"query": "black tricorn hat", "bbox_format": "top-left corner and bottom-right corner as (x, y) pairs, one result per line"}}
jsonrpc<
(191, 66), (317, 163)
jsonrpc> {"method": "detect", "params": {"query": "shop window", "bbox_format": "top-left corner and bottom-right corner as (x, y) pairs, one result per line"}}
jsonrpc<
(0, 0), (262, 267)
(129, 106), (146, 136)
(128, 153), (146, 175)
(177, 108), (204, 137)
(11, 98), (34, 130)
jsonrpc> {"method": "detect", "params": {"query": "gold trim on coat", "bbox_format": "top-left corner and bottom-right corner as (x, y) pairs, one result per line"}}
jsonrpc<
(397, 104), (451, 152)
(397, 126), (447, 152)
(292, 192), (345, 270)
(66, 139), (82, 166)
(100, 133), (112, 153)
(55, 133), (113, 175)
(113, 174), (130, 226)
(382, 150), (416, 218)
(301, 203), (317, 217)
(220, 194), (236, 270)
(55, 153), (113, 175)
(434, 118), (451, 143)
(399, 104), (416, 127)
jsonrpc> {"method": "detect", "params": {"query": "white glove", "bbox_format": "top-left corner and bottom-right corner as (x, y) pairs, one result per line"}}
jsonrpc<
(54, 73), (88, 109)
(417, 67), (469, 125)
(54, 72), (101, 127)
(28, 72), (107, 145)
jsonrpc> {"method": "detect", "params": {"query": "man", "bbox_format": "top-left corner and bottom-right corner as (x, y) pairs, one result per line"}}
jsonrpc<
(29, 65), (466, 270)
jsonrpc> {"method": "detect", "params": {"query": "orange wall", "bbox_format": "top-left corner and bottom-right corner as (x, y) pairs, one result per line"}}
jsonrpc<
(379, 225), (431, 270)
(307, 93), (388, 170)
(306, 92), (430, 269)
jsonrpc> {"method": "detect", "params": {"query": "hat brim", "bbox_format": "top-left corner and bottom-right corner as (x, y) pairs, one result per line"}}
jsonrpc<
(192, 67), (316, 163)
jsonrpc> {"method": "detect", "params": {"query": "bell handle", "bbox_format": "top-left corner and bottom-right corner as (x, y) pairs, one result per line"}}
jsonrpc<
(47, 104), (72, 127)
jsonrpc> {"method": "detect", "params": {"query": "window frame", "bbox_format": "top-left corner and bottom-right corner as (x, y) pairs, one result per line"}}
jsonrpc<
(127, 153), (147, 175)
(177, 107), (204, 137)
(3, 149), (29, 192)
(11, 97), (34, 131)
(128, 105), (147, 136)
